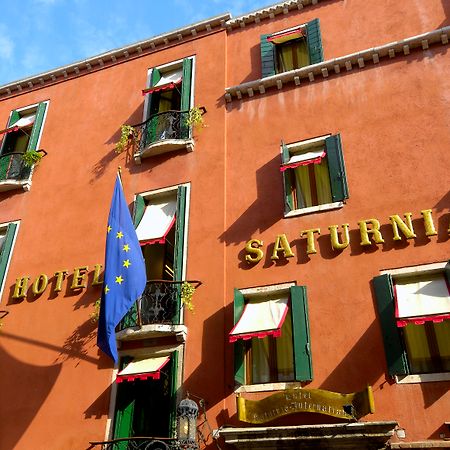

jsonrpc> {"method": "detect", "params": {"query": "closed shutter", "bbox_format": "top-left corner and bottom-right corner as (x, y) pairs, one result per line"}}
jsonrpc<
(260, 34), (276, 78)
(373, 274), (409, 376)
(133, 194), (146, 228)
(281, 141), (293, 213)
(306, 19), (324, 64)
(234, 288), (246, 386)
(290, 286), (313, 381)
(173, 186), (187, 323)
(0, 223), (17, 293)
(326, 134), (349, 202)
(168, 350), (179, 437)
(27, 102), (47, 151)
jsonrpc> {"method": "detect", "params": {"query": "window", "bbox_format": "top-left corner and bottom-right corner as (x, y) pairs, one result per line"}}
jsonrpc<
(260, 19), (323, 78)
(373, 262), (450, 380)
(113, 350), (180, 440)
(281, 134), (349, 216)
(118, 185), (188, 328)
(136, 58), (194, 160)
(231, 284), (312, 387)
(0, 222), (18, 302)
(0, 102), (48, 190)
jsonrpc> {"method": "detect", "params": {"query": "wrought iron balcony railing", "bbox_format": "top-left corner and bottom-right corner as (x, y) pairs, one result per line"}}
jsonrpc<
(118, 280), (201, 331)
(0, 152), (31, 182)
(134, 110), (190, 153)
(89, 437), (178, 450)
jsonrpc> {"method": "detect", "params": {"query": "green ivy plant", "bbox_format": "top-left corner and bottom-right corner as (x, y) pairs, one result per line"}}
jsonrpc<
(181, 281), (196, 312)
(22, 149), (43, 167)
(185, 106), (206, 131)
(115, 125), (136, 153)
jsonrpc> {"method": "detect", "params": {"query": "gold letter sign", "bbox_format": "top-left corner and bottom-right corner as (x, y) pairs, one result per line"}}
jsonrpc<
(237, 386), (374, 423)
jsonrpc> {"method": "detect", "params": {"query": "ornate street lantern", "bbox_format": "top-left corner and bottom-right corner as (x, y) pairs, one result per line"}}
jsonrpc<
(176, 397), (199, 449)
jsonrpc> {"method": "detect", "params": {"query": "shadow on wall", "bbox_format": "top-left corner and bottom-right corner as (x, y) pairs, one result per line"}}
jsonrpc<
(440, 0), (450, 27)
(0, 343), (62, 450)
(219, 155), (282, 247)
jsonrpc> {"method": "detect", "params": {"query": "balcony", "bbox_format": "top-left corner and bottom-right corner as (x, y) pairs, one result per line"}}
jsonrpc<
(116, 280), (200, 342)
(0, 153), (32, 192)
(89, 437), (178, 450)
(133, 110), (194, 163)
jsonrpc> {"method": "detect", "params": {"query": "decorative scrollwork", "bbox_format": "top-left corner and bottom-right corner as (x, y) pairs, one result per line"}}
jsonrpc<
(0, 153), (31, 182)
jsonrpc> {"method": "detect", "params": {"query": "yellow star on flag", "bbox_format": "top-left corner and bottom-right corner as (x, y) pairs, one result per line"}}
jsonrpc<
(123, 244), (130, 252)
(107, 225), (112, 233)
(104, 285), (110, 294)
(115, 275), (124, 284)
(123, 259), (131, 268)
(116, 231), (124, 239)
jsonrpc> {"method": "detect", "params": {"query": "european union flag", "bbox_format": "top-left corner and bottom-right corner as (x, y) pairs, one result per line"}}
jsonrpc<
(97, 175), (146, 362)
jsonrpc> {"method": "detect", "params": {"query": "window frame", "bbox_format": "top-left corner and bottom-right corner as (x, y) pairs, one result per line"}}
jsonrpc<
(0, 101), (49, 191)
(374, 261), (450, 384)
(281, 133), (349, 218)
(233, 283), (313, 392)
(0, 221), (19, 303)
(260, 19), (324, 78)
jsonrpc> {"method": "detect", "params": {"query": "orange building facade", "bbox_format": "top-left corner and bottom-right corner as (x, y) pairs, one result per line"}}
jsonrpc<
(0, 1), (449, 449)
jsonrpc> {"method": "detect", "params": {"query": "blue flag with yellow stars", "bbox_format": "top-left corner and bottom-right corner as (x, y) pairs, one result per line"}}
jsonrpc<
(97, 174), (146, 362)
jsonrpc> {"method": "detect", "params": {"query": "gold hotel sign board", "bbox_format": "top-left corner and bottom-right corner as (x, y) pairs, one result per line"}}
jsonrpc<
(237, 386), (375, 424)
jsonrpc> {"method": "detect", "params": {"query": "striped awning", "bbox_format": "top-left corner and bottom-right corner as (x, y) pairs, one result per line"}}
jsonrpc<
(116, 356), (170, 383)
(142, 68), (182, 95)
(280, 148), (326, 171)
(135, 199), (177, 245)
(394, 274), (450, 327)
(0, 113), (36, 136)
(229, 297), (289, 343)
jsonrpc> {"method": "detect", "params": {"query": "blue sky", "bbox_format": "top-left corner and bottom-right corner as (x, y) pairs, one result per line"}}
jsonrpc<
(0, 0), (275, 86)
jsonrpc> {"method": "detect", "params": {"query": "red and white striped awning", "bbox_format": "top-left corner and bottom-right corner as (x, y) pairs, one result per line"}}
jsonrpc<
(116, 356), (170, 383)
(267, 27), (306, 44)
(280, 148), (326, 172)
(394, 274), (450, 327)
(142, 68), (183, 95)
(229, 297), (289, 343)
(135, 199), (177, 246)
(0, 113), (36, 136)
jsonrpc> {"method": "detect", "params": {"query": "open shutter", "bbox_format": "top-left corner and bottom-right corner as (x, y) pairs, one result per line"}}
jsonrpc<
(8, 110), (20, 127)
(147, 68), (162, 117)
(181, 58), (193, 111)
(281, 141), (294, 214)
(133, 194), (146, 228)
(373, 274), (409, 376)
(168, 350), (179, 437)
(234, 288), (246, 386)
(326, 134), (349, 202)
(291, 286), (313, 381)
(27, 102), (46, 151)
(0, 223), (17, 292)
(260, 34), (276, 78)
(306, 19), (324, 64)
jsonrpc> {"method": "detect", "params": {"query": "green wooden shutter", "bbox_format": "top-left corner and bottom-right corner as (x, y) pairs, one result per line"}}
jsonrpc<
(168, 350), (179, 437)
(133, 194), (145, 228)
(173, 186), (187, 323)
(8, 110), (20, 127)
(234, 288), (246, 386)
(306, 19), (324, 64)
(27, 102), (47, 151)
(147, 68), (161, 117)
(260, 34), (276, 78)
(373, 274), (409, 376)
(326, 134), (349, 202)
(281, 141), (293, 214)
(0, 223), (17, 292)
(290, 286), (313, 381)
(181, 58), (193, 111)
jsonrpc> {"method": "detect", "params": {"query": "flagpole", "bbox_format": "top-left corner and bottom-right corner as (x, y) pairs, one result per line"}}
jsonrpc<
(117, 166), (122, 183)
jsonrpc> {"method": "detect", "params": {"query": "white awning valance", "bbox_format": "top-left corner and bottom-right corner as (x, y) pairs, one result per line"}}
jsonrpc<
(116, 356), (170, 383)
(280, 148), (326, 172)
(135, 199), (177, 245)
(267, 27), (306, 44)
(0, 113), (36, 136)
(142, 68), (183, 95)
(229, 297), (289, 343)
(395, 274), (450, 326)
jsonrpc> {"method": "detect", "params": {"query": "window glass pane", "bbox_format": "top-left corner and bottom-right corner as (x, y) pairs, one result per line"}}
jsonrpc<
(435, 321), (450, 370)
(276, 39), (309, 72)
(294, 166), (312, 208)
(314, 158), (332, 204)
(251, 337), (270, 384)
(0, 231), (5, 251)
(276, 311), (294, 381)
